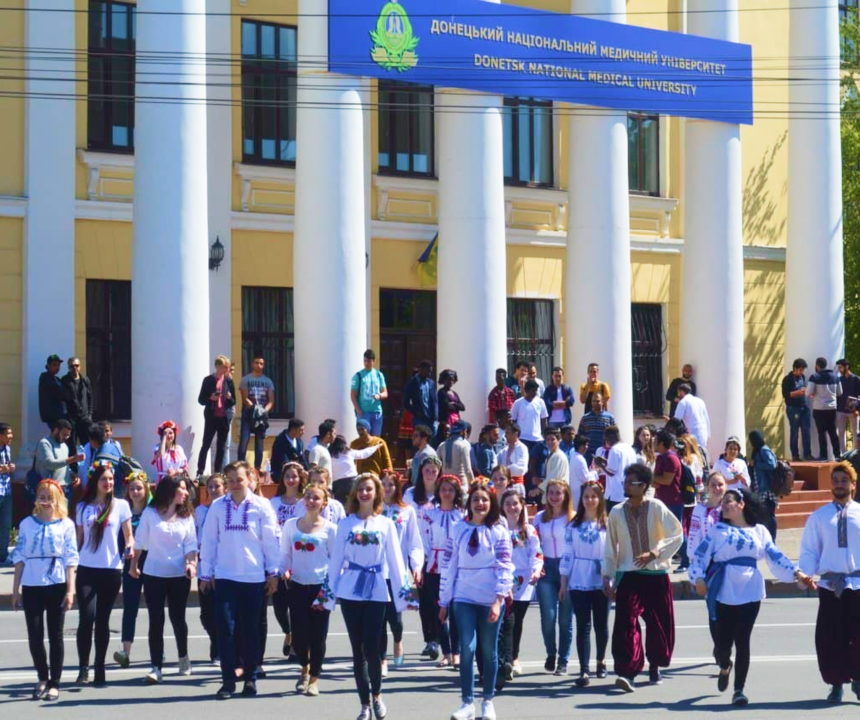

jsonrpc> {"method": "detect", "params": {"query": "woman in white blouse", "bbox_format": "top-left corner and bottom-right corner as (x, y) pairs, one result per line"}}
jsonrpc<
(279, 483), (337, 697)
(12, 479), (79, 701)
(296, 466), (346, 524)
(196, 473), (226, 664)
(130, 475), (198, 684)
(439, 481), (514, 720)
(532, 479), (576, 677)
(328, 473), (416, 720)
(151, 421), (189, 484)
(560, 480), (608, 687)
(75, 461), (133, 687)
(329, 435), (382, 504)
(713, 436), (751, 492)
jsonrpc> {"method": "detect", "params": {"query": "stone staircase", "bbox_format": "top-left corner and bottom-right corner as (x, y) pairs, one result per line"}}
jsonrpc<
(775, 462), (835, 530)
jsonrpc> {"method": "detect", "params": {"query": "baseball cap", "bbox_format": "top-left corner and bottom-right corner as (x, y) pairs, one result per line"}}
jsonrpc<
(46, 354), (64, 364)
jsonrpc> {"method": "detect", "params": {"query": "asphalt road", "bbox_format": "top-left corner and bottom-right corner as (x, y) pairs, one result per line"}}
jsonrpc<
(0, 596), (855, 719)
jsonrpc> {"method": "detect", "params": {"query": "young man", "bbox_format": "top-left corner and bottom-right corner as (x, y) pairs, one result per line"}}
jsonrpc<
(35, 420), (83, 504)
(307, 420), (335, 473)
(270, 417), (307, 479)
(540, 426), (569, 487)
(528, 363), (546, 396)
(351, 418), (393, 477)
(403, 360), (438, 430)
(0, 423), (14, 565)
(238, 355), (275, 470)
(199, 461), (280, 699)
(506, 360), (530, 399)
(496, 423), (529, 483)
(807, 357), (842, 461)
(577, 393), (616, 465)
(62, 357), (93, 451)
(510, 380), (548, 449)
(568, 434), (596, 508)
(197, 355), (236, 477)
(474, 424), (501, 478)
(38, 354), (67, 433)
(350, 349), (388, 437)
(593, 425), (638, 512)
(652, 430), (688, 570)
(83, 424), (123, 493)
(579, 363), (611, 411)
(782, 358), (813, 461)
(409, 424), (437, 486)
(543, 366), (575, 430)
(798, 461), (860, 704)
(439, 420), (474, 486)
(665, 364), (696, 416)
(836, 359), (860, 454)
(487, 368), (516, 424)
(604, 463), (684, 692)
(673, 384), (711, 454)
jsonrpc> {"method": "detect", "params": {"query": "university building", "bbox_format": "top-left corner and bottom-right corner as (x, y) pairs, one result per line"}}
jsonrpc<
(0, 0), (850, 468)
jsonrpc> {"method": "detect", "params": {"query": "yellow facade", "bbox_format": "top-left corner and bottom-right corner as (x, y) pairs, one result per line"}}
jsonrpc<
(0, 0), (793, 454)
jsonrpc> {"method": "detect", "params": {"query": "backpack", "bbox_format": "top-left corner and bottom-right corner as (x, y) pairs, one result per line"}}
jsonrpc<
(680, 461), (697, 505)
(94, 451), (145, 483)
(770, 459), (794, 497)
(24, 455), (41, 501)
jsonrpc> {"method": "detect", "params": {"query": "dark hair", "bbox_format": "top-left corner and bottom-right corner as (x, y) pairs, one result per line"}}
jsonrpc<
(816, 357), (828, 370)
(506, 422), (521, 437)
(252, 352), (265, 361)
(552, 366), (564, 374)
(414, 455), (442, 504)
(0, 422), (11, 434)
(678, 383), (692, 395)
(318, 420), (336, 438)
(152, 475), (194, 518)
(288, 418), (304, 431)
(655, 429), (676, 450)
(724, 487), (768, 527)
(588, 362), (599, 370)
(80, 463), (116, 552)
(413, 424), (433, 440)
(792, 358), (808, 370)
(543, 426), (560, 438)
(624, 462), (653, 488)
(573, 480), (607, 529)
(515, 360), (529, 370)
(52, 418), (72, 432)
(277, 462), (308, 497)
(480, 424), (498, 440)
(495, 368), (507, 376)
(435, 474), (465, 509)
(466, 482), (501, 527)
(364, 348), (376, 361)
(664, 417), (687, 437)
(836, 358), (849, 368)
(573, 434), (589, 452)
(500, 488), (527, 531)
(419, 359), (433, 370)
(524, 379), (539, 393)
(603, 425), (621, 444)
(88, 423), (107, 445)
(329, 435), (348, 458)
(439, 369), (457, 384)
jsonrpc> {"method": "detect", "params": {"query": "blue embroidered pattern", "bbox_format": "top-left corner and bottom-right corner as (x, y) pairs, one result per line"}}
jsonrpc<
(577, 523), (602, 545)
(224, 500), (250, 532)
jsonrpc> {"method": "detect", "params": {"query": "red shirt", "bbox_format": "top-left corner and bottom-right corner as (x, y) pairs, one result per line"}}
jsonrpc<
(654, 450), (683, 506)
(488, 386), (515, 423)
(214, 375), (227, 418)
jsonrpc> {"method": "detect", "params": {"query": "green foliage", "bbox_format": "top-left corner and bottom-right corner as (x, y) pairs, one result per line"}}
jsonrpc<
(843, 11), (860, 361)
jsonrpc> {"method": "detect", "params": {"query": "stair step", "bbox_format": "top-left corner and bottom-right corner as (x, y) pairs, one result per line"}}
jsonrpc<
(774, 512), (815, 530)
(780, 490), (832, 502)
(775, 499), (831, 516)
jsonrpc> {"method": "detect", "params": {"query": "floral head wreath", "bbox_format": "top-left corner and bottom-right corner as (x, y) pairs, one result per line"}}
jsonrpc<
(37, 478), (64, 494)
(158, 420), (179, 437)
(88, 459), (115, 480)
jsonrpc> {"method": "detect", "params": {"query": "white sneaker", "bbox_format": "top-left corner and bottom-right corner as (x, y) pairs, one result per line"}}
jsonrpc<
(145, 666), (163, 684)
(481, 700), (497, 720)
(451, 701), (475, 720)
(178, 656), (192, 676)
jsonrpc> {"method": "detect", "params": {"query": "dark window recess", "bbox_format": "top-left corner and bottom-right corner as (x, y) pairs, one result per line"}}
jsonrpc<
(378, 81), (435, 176)
(87, 1), (136, 152)
(507, 299), (555, 384)
(86, 279), (132, 421)
(628, 113), (660, 196)
(503, 97), (554, 187)
(631, 303), (665, 416)
(241, 287), (294, 419)
(241, 21), (298, 166)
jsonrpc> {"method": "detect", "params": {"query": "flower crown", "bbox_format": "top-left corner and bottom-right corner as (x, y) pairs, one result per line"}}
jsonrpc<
(88, 459), (115, 480)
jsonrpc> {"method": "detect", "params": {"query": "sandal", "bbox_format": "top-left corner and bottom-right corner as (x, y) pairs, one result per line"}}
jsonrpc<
(32, 682), (47, 700)
(436, 656), (451, 668)
(44, 687), (60, 702)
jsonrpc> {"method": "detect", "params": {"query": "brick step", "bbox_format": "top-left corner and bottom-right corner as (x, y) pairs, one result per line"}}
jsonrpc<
(781, 489), (832, 502)
(775, 512), (815, 530)
(775, 499), (831, 516)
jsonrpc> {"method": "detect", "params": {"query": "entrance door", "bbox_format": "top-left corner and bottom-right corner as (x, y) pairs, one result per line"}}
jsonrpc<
(379, 289), (437, 456)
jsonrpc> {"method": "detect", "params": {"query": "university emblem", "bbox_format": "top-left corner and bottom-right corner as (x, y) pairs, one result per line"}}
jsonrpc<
(370, 1), (419, 71)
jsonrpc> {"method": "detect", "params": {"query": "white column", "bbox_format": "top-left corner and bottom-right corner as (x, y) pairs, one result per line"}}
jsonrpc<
(567, 0), (633, 441)
(681, 1), (745, 457)
(206, 0), (233, 360)
(437, 1), (507, 427)
(132, 0), (210, 469)
(294, 0), (367, 438)
(19, 1), (77, 461)
(786, 0), (844, 369)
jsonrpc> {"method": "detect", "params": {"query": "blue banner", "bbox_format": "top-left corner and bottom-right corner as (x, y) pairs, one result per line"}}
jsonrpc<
(328, 0), (753, 125)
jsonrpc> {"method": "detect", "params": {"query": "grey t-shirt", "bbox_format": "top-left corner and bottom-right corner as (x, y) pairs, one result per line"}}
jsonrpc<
(240, 374), (275, 408)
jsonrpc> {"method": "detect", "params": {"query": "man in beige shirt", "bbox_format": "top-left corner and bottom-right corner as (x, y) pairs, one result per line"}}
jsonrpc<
(440, 420), (474, 487)
(603, 462), (683, 692)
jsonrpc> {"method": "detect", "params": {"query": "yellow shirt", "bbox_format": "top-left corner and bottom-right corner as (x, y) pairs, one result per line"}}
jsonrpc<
(350, 436), (393, 477)
(579, 380), (612, 405)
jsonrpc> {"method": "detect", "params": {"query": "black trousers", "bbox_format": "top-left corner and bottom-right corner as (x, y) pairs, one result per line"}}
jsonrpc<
(816, 587), (860, 686)
(500, 600), (530, 662)
(341, 599), (387, 705)
(76, 566), (122, 670)
(379, 579), (404, 660)
(199, 582), (219, 661)
(715, 601), (760, 692)
(288, 582), (330, 677)
(424, 571), (458, 655)
(570, 589), (610, 672)
(813, 409), (840, 459)
(197, 416), (230, 476)
(418, 567), (436, 643)
(272, 578), (292, 636)
(23, 583), (67, 686)
(143, 575), (191, 669)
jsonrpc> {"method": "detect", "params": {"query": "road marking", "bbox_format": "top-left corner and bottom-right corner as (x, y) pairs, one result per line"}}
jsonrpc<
(675, 622), (815, 629)
(0, 631), (419, 645)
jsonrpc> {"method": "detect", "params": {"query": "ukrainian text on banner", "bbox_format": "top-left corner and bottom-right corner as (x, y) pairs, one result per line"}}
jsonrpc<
(327, 0), (753, 125)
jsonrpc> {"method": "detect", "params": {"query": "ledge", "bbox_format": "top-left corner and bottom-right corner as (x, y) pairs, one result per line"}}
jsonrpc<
(235, 163), (296, 212)
(0, 196), (26, 218)
(77, 149), (135, 202)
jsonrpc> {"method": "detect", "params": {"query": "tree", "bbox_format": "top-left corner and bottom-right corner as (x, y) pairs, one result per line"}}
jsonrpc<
(842, 9), (860, 362)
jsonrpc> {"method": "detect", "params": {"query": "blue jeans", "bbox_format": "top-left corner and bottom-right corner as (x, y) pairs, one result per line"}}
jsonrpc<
(0, 493), (12, 562)
(536, 557), (573, 664)
(358, 411), (383, 438)
(214, 579), (266, 688)
(453, 601), (502, 704)
(785, 405), (812, 460)
(669, 505), (689, 568)
(238, 409), (266, 470)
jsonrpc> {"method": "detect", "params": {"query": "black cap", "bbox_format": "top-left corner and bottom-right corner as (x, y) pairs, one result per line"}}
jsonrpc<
(46, 354), (64, 364)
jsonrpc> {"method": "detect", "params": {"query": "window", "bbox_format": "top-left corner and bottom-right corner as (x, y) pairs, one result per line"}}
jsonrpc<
(628, 113), (660, 196)
(378, 82), (435, 176)
(241, 287), (294, 419)
(241, 21), (298, 165)
(507, 299), (555, 383)
(503, 97), (554, 187)
(87, 1), (136, 152)
(841, 1), (859, 63)
(631, 303), (665, 416)
(86, 280), (132, 421)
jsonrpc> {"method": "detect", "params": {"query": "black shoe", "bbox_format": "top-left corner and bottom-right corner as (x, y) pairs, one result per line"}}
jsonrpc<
(505, 663), (514, 682)
(93, 667), (106, 687)
(76, 668), (89, 685)
(216, 684), (234, 700)
(256, 666), (267, 679)
(826, 685), (843, 704)
(544, 656), (556, 673)
(576, 672), (590, 687)
(649, 666), (662, 685)
(791, 456), (801, 462)
(802, 456), (815, 462)
(241, 680), (257, 697)
(427, 643), (440, 661)
(554, 662), (568, 677)
(816, 457), (828, 463)
(732, 690), (748, 706)
(283, 639), (292, 657)
(420, 642), (433, 657)
(718, 662), (732, 693)
(596, 663), (607, 679)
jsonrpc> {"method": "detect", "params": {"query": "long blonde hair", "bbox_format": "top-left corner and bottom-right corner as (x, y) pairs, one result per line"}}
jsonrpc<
(32, 480), (68, 520)
(542, 479), (575, 522)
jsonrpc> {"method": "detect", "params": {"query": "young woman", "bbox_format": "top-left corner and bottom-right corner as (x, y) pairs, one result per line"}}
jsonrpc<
(270, 462), (307, 658)
(131, 475), (198, 683)
(12, 479), (79, 701)
(679, 434), (706, 534)
(559, 480), (608, 687)
(438, 369), (466, 426)
(440, 482), (514, 720)
(297, 466), (347, 523)
(152, 421), (188, 484)
(691, 487), (813, 706)
(328, 473), (416, 720)
(491, 465), (524, 499)
(424, 474), (467, 668)
(568, 435), (596, 509)
(633, 425), (657, 470)
(380, 470), (424, 674)
(197, 473), (226, 664)
(113, 471), (151, 669)
(532, 479), (576, 676)
(403, 454), (440, 509)
(748, 430), (780, 539)
(714, 436), (751, 492)
(329, 435), (382, 504)
(75, 461), (134, 686)
(279, 483), (338, 696)
(501, 488), (543, 678)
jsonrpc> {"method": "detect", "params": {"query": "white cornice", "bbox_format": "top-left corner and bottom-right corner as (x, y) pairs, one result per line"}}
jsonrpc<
(0, 196), (26, 218)
(75, 199), (133, 222)
(231, 210), (295, 233)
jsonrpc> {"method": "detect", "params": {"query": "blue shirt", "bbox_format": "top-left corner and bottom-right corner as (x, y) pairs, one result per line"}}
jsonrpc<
(0, 445), (11, 497)
(529, 442), (551, 479)
(404, 375), (438, 424)
(351, 368), (387, 414)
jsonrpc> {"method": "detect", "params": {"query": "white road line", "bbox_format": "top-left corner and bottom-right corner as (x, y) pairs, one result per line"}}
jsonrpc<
(0, 631), (419, 645)
(675, 622), (816, 629)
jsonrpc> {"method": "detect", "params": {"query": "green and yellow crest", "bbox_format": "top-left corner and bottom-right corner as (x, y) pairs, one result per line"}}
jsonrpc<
(370, 1), (419, 72)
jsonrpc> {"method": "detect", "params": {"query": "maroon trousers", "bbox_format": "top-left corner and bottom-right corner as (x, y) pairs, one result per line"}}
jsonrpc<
(816, 587), (860, 686)
(611, 572), (675, 679)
